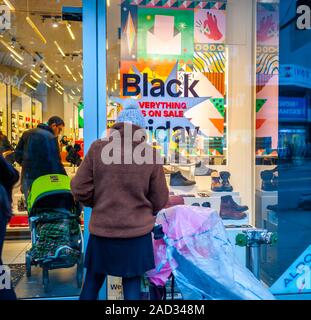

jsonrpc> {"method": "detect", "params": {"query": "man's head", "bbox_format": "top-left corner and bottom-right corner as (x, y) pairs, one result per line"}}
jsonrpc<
(48, 116), (65, 137)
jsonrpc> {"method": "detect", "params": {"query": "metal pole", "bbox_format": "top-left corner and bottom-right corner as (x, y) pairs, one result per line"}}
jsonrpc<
(249, 244), (261, 279)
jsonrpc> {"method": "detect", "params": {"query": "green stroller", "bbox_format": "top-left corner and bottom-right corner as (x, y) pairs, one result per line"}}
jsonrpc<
(25, 174), (84, 293)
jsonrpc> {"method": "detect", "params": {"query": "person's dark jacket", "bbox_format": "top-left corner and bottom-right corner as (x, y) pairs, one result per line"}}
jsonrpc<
(71, 122), (169, 239)
(0, 155), (19, 216)
(14, 123), (66, 191)
(0, 134), (13, 154)
(0, 155), (18, 300)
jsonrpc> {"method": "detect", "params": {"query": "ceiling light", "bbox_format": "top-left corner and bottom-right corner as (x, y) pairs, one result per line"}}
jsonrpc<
(25, 82), (36, 91)
(77, 88), (81, 93)
(107, 0), (110, 7)
(42, 61), (55, 75)
(66, 22), (75, 40)
(65, 64), (72, 75)
(26, 16), (47, 44)
(52, 20), (59, 28)
(0, 39), (24, 61)
(31, 69), (42, 79)
(71, 89), (75, 95)
(54, 41), (65, 57)
(69, 95), (74, 100)
(57, 83), (64, 91)
(30, 75), (40, 84)
(10, 54), (23, 65)
(3, 0), (15, 11)
(44, 81), (51, 88)
(72, 75), (77, 82)
(78, 72), (83, 80)
(55, 88), (63, 95)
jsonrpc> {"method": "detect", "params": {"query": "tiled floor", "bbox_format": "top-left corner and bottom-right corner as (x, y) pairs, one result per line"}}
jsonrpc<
(2, 240), (81, 299)
(2, 240), (31, 265)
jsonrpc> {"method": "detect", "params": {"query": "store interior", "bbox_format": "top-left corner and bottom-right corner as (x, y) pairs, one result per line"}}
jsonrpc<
(0, 0), (83, 299)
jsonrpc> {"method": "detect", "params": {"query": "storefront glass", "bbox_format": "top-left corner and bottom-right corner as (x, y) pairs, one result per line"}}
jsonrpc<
(106, 0), (311, 299)
(1, 0), (83, 299)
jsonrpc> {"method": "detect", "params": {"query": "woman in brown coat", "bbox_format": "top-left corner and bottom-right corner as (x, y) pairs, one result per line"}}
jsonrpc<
(71, 103), (169, 300)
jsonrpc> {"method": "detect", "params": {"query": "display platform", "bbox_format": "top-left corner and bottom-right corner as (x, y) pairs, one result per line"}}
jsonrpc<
(255, 189), (277, 228)
(182, 192), (249, 227)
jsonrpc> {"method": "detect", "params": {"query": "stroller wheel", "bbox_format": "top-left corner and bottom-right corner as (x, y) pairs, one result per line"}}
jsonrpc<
(76, 255), (84, 288)
(26, 254), (32, 278)
(43, 267), (50, 293)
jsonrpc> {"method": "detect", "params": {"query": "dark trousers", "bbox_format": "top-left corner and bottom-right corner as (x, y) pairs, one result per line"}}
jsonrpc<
(79, 269), (141, 300)
(0, 214), (17, 300)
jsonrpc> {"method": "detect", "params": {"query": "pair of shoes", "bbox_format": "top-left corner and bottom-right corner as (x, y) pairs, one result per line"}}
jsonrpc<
(191, 202), (211, 208)
(211, 171), (233, 192)
(170, 171), (196, 186)
(220, 195), (248, 220)
(194, 161), (217, 176)
(261, 170), (277, 191)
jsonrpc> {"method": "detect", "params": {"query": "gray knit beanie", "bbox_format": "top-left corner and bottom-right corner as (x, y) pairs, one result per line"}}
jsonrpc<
(116, 101), (146, 128)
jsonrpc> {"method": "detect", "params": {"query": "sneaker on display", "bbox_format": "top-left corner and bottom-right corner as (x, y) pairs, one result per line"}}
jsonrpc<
(194, 161), (217, 176)
(169, 171), (196, 187)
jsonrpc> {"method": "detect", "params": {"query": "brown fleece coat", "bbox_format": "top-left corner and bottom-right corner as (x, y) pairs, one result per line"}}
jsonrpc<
(71, 123), (169, 238)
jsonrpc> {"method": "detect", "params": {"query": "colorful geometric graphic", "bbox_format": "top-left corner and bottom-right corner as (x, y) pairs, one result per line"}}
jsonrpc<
(256, 46), (278, 75)
(256, 3), (279, 153)
(120, 1), (228, 156)
(204, 73), (225, 96)
(193, 49), (226, 73)
(256, 99), (267, 113)
(137, 7), (194, 63)
(194, 9), (226, 44)
(121, 5), (138, 60)
(121, 0), (227, 10)
(210, 98), (225, 117)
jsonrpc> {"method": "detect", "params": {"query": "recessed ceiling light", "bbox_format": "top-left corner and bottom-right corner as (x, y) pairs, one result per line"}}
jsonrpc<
(52, 21), (59, 28)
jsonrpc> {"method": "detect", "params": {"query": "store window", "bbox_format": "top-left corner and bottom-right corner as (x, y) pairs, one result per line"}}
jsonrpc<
(106, 0), (311, 299)
(1, 0), (83, 299)
(106, 0), (257, 299)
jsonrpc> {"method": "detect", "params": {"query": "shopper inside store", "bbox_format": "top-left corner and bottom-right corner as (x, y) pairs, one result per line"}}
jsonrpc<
(0, 0), (311, 302)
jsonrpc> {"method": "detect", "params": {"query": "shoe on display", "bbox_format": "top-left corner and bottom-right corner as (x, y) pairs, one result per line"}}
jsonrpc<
(219, 171), (233, 192)
(298, 193), (311, 210)
(202, 202), (211, 208)
(267, 204), (278, 212)
(219, 195), (247, 220)
(260, 170), (277, 191)
(169, 171), (196, 187)
(194, 161), (217, 176)
(191, 203), (200, 206)
(211, 172), (223, 192)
